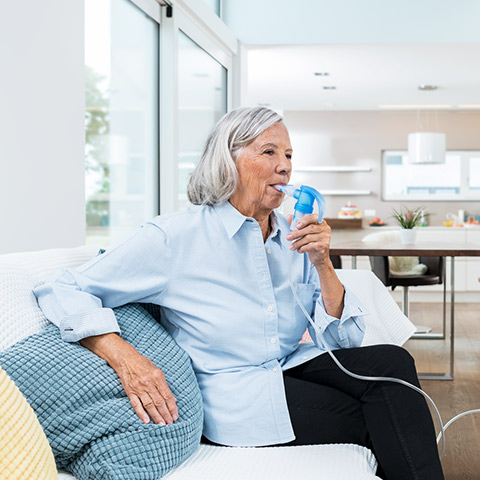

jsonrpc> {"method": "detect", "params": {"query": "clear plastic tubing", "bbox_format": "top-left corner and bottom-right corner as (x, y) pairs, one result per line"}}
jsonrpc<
(287, 250), (449, 457)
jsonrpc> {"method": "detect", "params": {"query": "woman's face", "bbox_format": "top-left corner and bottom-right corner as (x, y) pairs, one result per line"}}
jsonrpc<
(230, 122), (292, 218)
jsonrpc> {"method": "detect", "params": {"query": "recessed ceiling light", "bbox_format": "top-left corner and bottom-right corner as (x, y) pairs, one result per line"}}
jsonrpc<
(314, 72), (329, 76)
(418, 85), (439, 91)
(323, 86), (336, 90)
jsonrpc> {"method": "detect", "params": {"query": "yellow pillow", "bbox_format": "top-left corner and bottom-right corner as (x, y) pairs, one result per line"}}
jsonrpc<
(0, 366), (57, 480)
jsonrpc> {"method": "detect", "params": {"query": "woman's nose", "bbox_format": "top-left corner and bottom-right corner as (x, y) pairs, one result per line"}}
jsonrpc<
(276, 155), (292, 175)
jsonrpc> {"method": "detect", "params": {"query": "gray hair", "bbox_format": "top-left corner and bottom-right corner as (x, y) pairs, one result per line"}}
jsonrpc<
(187, 106), (283, 206)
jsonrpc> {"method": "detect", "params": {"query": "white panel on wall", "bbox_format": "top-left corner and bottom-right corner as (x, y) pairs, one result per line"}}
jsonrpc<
(0, 0), (85, 253)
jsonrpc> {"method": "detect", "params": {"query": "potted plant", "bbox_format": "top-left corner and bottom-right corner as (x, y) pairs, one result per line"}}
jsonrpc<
(391, 206), (426, 244)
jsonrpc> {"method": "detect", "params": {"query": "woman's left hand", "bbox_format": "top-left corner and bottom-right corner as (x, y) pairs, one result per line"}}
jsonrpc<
(286, 214), (332, 269)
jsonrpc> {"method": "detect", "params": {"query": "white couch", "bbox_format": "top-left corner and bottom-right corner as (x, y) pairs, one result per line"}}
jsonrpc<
(0, 245), (415, 480)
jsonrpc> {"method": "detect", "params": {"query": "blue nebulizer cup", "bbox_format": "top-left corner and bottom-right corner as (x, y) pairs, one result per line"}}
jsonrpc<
(273, 184), (325, 230)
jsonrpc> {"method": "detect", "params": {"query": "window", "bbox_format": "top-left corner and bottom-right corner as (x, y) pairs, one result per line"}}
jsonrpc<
(469, 156), (480, 193)
(85, 0), (159, 246)
(382, 150), (480, 201)
(177, 31), (227, 209)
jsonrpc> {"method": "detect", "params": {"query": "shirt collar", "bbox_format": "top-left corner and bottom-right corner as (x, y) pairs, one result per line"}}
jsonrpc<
(214, 202), (250, 239)
(214, 202), (286, 242)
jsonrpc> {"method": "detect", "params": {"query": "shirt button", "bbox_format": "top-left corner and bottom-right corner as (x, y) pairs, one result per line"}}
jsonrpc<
(266, 248), (272, 254)
(270, 337), (276, 344)
(338, 324), (343, 329)
(267, 305), (273, 312)
(273, 367), (278, 373)
(303, 355), (308, 360)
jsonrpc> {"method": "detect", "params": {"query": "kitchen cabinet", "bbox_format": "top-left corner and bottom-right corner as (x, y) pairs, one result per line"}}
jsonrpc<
(466, 261), (480, 291)
(465, 231), (480, 292)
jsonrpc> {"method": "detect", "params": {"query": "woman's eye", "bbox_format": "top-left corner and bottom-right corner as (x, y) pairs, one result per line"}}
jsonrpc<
(263, 149), (275, 155)
(286, 154), (292, 160)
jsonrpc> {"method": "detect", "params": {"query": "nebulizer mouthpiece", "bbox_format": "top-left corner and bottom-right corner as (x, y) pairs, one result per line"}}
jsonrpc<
(273, 184), (325, 229)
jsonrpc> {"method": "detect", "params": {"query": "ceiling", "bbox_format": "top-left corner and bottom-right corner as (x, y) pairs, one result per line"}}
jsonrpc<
(245, 43), (480, 111)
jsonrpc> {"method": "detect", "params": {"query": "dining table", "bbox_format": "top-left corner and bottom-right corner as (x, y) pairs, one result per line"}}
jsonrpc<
(329, 241), (480, 380)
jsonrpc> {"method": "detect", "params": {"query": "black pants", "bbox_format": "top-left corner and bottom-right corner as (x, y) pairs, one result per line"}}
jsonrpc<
(282, 344), (444, 480)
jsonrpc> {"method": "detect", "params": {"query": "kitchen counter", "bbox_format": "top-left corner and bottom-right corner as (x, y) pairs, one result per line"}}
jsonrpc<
(330, 225), (480, 244)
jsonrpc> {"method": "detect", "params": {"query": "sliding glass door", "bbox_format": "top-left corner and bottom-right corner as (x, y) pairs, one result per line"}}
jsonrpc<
(177, 31), (227, 209)
(85, 0), (235, 244)
(85, 0), (159, 246)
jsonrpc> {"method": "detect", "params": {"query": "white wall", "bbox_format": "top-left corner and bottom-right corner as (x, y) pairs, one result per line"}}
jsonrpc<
(284, 110), (480, 223)
(0, 0), (85, 254)
(223, 0), (480, 44)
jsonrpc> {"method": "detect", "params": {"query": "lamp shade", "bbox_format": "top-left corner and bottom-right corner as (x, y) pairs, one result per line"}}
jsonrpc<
(408, 132), (446, 164)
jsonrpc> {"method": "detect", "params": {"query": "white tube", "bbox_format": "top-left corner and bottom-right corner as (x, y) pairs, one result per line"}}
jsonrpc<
(436, 409), (480, 444)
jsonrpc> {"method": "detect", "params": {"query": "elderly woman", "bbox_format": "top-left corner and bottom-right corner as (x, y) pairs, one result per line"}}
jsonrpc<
(34, 107), (443, 480)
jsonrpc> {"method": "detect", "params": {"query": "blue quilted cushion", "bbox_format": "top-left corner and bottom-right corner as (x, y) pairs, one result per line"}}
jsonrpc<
(0, 303), (203, 480)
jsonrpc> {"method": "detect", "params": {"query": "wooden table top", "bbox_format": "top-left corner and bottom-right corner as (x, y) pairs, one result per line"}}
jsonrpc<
(330, 241), (480, 257)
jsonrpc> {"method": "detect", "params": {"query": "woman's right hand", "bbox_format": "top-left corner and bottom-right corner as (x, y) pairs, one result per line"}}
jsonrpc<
(80, 333), (178, 425)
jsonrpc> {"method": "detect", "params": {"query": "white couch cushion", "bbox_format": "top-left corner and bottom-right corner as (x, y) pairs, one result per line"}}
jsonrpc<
(164, 444), (379, 480)
(337, 269), (416, 346)
(0, 245), (99, 351)
(58, 443), (380, 480)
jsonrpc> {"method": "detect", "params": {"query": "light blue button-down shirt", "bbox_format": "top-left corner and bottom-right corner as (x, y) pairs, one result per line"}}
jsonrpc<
(34, 202), (367, 446)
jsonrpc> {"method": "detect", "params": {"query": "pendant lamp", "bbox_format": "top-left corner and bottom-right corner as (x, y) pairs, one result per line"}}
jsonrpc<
(408, 132), (446, 164)
(408, 100), (446, 164)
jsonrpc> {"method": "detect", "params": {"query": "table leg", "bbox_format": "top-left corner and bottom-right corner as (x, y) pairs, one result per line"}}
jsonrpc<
(418, 256), (454, 381)
(411, 256), (446, 339)
(450, 256), (455, 378)
(351, 256), (357, 269)
(443, 257), (447, 339)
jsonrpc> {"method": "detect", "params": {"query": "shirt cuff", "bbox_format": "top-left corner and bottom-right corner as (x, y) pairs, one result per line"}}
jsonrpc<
(59, 308), (121, 342)
(314, 284), (369, 332)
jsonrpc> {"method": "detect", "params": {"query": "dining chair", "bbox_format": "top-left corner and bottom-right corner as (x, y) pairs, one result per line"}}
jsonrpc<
(330, 255), (342, 269)
(369, 255), (445, 336)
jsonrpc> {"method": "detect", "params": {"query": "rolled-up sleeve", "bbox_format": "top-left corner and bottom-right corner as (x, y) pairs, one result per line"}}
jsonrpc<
(33, 222), (170, 342)
(309, 285), (368, 351)
(34, 270), (122, 342)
